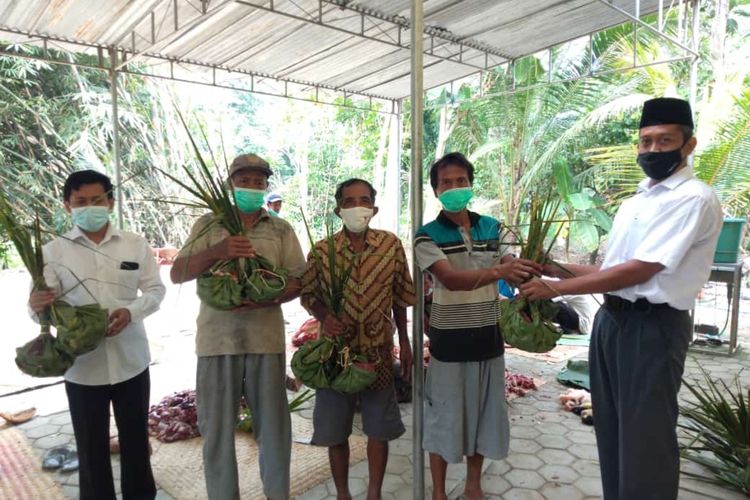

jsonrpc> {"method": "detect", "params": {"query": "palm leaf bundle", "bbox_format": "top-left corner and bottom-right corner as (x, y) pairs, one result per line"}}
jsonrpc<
(300, 211), (355, 318)
(679, 364), (750, 495)
(162, 112), (287, 309)
(290, 212), (375, 393)
(500, 191), (565, 353)
(0, 195), (106, 377)
(236, 388), (315, 433)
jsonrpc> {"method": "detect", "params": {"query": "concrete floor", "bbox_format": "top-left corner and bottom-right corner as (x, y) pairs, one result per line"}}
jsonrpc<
(11, 348), (750, 500)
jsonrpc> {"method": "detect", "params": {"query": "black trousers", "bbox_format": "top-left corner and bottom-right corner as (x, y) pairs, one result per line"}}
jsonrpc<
(65, 368), (156, 500)
(589, 306), (691, 500)
(554, 301), (581, 332)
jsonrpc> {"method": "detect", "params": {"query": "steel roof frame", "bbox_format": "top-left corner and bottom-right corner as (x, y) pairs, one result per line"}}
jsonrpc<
(0, 24), (397, 114)
(0, 0), (696, 112)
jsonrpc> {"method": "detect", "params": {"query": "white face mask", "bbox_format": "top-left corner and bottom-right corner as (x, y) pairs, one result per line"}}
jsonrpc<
(339, 207), (374, 233)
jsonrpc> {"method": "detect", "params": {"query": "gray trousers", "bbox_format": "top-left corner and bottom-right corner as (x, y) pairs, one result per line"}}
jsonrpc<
(589, 306), (691, 500)
(196, 354), (291, 500)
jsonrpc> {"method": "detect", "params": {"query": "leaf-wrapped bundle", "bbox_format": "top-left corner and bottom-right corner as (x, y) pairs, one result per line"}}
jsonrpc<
(500, 297), (561, 353)
(197, 271), (244, 309)
(291, 337), (337, 389)
(330, 361), (377, 394)
(15, 333), (74, 378)
(52, 301), (108, 357)
(197, 255), (288, 310)
(243, 255), (288, 303)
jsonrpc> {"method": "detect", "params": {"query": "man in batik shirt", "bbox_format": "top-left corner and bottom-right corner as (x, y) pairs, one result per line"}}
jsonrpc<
(301, 178), (415, 500)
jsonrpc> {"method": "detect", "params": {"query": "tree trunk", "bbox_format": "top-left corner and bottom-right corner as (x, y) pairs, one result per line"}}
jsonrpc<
(710, 0), (729, 96)
(372, 114), (391, 195)
(435, 105), (455, 160)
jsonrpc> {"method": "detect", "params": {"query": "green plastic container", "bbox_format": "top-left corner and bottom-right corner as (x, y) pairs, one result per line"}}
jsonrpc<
(713, 218), (746, 264)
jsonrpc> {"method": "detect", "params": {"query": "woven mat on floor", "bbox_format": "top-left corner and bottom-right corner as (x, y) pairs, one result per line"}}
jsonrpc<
(506, 344), (588, 364)
(0, 424), (65, 500)
(151, 414), (367, 500)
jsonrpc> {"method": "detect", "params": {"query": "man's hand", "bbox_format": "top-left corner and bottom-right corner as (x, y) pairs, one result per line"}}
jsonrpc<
(107, 308), (132, 337)
(231, 299), (278, 313)
(398, 339), (413, 382)
(519, 278), (561, 301)
(214, 235), (256, 260)
(499, 258), (543, 285)
(542, 262), (560, 278)
(322, 314), (346, 337)
(29, 290), (56, 313)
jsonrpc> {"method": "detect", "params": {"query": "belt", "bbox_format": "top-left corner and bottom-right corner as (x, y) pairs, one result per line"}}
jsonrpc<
(602, 294), (674, 311)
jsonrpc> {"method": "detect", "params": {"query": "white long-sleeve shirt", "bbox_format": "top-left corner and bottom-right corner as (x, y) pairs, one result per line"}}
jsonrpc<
(31, 224), (166, 385)
(601, 167), (722, 310)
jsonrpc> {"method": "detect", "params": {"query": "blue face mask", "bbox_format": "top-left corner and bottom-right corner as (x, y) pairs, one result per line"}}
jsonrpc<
(234, 188), (265, 213)
(71, 206), (110, 232)
(268, 209), (279, 217)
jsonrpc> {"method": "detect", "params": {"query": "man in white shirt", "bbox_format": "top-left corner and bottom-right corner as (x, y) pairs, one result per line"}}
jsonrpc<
(29, 170), (166, 500)
(521, 98), (722, 499)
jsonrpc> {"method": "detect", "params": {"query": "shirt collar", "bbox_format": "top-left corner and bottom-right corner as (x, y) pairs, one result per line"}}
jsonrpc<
(65, 223), (120, 245)
(336, 228), (379, 251)
(257, 208), (271, 221)
(437, 210), (481, 229)
(637, 165), (694, 193)
(238, 208), (271, 231)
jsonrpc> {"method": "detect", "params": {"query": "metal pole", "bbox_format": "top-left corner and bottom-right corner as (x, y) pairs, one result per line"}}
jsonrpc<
(596, 0), (698, 57)
(658, 0), (664, 31)
(688, 0), (700, 167)
(109, 47), (123, 229)
(410, 0), (425, 498)
(395, 99), (403, 237)
(689, 0), (700, 107)
(633, 0), (640, 67)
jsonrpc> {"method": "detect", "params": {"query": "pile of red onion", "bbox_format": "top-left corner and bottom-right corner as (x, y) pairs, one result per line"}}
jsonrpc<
(148, 390), (200, 442)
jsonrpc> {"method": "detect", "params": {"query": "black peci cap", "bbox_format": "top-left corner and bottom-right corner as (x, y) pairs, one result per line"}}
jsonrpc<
(639, 97), (694, 129)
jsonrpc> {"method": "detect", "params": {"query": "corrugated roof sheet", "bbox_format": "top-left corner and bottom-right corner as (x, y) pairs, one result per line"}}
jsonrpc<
(0, 0), (662, 101)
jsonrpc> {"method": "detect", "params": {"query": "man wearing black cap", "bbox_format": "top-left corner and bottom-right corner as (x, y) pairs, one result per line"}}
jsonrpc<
(520, 98), (722, 499)
(171, 153), (306, 499)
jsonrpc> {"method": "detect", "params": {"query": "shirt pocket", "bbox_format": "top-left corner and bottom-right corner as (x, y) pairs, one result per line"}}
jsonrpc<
(474, 245), (501, 269)
(111, 268), (141, 300)
(625, 210), (654, 257)
(250, 236), (282, 266)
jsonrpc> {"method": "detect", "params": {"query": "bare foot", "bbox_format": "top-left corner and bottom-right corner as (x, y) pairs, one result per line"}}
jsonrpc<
(462, 487), (485, 500)
(432, 492), (448, 500)
(366, 489), (382, 500)
(335, 494), (352, 500)
(109, 436), (120, 454)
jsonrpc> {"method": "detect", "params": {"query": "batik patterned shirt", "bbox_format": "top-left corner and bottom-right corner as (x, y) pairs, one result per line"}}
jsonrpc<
(301, 228), (416, 390)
